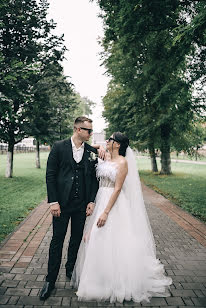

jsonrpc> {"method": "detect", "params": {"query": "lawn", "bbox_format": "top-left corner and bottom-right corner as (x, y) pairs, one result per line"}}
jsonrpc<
(137, 156), (206, 222)
(0, 152), (49, 243)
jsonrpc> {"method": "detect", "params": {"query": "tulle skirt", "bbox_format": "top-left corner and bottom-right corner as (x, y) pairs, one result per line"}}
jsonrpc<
(71, 187), (172, 303)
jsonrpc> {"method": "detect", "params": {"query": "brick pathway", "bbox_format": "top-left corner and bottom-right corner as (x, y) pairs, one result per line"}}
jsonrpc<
(0, 185), (206, 307)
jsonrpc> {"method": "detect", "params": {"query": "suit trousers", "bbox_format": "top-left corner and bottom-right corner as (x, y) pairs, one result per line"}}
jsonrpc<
(46, 209), (86, 283)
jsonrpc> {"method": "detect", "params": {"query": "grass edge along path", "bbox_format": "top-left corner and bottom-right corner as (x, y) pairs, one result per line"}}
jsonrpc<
(142, 183), (206, 247)
(138, 157), (206, 223)
(0, 200), (52, 269)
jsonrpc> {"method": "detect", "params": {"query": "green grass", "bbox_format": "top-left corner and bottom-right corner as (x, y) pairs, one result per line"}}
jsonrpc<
(0, 152), (49, 243)
(137, 156), (206, 222)
(139, 152), (206, 162)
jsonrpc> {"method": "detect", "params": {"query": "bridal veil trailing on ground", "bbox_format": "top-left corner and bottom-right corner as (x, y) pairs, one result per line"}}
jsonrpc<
(71, 147), (172, 303)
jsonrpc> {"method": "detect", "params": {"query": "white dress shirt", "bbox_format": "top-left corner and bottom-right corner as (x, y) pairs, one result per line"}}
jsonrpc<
(50, 138), (85, 205)
(71, 137), (84, 163)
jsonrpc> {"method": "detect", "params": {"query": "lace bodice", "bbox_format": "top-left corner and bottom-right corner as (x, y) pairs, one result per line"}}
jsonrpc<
(96, 160), (117, 188)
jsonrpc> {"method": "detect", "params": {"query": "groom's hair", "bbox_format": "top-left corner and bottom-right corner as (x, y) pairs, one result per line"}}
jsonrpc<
(74, 116), (93, 126)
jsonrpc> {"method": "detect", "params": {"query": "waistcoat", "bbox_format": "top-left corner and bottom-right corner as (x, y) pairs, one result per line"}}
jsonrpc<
(68, 158), (86, 210)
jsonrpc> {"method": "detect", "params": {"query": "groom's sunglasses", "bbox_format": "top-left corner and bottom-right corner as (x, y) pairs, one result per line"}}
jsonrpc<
(80, 127), (93, 134)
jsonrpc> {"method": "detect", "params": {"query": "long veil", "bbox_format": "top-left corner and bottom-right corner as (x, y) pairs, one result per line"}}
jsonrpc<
(123, 147), (156, 258)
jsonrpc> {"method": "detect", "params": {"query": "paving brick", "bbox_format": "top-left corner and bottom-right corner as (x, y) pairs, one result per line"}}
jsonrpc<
(5, 288), (31, 296)
(62, 296), (71, 306)
(55, 288), (75, 296)
(24, 268), (34, 274)
(172, 282), (183, 289)
(0, 295), (10, 305)
(14, 262), (30, 268)
(171, 276), (186, 282)
(18, 295), (43, 306)
(123, 300), (141, 306)
(97, 303), (116, 307)
(194, 289), (205, 297)
(25, 281), (44, 288)
(166, 297), (185, 305)
(36, 274), (45, 281)
(192, 277), (206, 283)
(173, 269), (195, 276)
(10, 268), (25, 274)
(55, 281), (66, 289)
(8, 296), (19, 305)
(179, 307), (205, 308)
(70, 297), (100, 307)
(17, 280), (27, 288)
(0, 278), (4, 286)
(30, 288), (40, 296)
(1, 273), (15, 280)
(32, 268), (47, 275)
(181, 283), (205, 290)
(2, 280), (19, 288)
(41, 296), (62, 305)
(0, 306), (23, 308)
(182, 297), (195, 306)
(191, 297), (206, 306)
(158, 307), (177, 308)
(33, 306), (52, 308)
(171, 289), (196, 297)
(14, 273), (37, 281)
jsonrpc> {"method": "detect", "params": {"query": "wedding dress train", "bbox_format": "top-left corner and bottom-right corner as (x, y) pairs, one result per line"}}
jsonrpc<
(71, 148), (172, 303)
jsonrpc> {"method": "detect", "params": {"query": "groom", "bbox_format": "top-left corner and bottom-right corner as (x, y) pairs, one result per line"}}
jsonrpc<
(40, 116), (100, 300)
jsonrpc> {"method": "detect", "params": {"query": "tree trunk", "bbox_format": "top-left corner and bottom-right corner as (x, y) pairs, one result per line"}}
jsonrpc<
(195, 146), (199, 161)
(148, 144), (158, 172)
(160, 125), (172, 175)
(5, 142), (14, 178)
(36, 140), (41, 168)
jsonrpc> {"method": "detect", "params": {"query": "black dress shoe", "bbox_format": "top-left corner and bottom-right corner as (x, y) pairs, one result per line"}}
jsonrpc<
(66, 269), (72, 280)
(39, 281), (55, 300)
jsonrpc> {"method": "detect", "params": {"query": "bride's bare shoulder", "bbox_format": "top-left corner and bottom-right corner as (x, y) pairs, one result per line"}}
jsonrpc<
(117, 156), (128, 168)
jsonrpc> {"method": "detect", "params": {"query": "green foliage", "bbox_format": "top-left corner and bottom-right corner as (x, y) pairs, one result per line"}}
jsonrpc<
(0, 0), (66, 147)
(172, 122), (206, 158)
(73, 93), (95, 118)
(28, 62), (76, 146)
(96, 0), (206, 173)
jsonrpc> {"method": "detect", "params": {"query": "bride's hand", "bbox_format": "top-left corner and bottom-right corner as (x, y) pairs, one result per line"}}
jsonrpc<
(97, 212), (108, 228)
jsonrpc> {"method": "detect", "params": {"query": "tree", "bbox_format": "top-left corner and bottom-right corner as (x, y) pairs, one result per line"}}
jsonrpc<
(172, 122), (206, 160)
(96, 0), (205, 174)
(0, 0), (65, 177)
(73, 93), (95, 118)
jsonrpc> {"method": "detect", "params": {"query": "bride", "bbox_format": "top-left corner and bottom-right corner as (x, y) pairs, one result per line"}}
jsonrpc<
(71, 132), (172, 303)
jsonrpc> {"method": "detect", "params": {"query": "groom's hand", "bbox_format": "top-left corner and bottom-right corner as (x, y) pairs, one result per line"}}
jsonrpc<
(50, 203), (61, 217)
(86, 202), (95, 216)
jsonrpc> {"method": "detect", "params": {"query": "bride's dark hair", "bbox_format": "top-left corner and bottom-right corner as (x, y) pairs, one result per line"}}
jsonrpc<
(113, 132), (129, 157)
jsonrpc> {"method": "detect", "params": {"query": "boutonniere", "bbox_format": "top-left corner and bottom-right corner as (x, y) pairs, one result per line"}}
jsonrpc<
(87, 150), (98, 162)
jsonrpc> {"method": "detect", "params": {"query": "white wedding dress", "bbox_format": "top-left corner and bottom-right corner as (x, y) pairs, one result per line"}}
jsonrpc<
(71, 148), (172, 303)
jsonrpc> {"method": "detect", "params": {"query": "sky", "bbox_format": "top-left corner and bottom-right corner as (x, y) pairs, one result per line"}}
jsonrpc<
(48, 0), (110, 132)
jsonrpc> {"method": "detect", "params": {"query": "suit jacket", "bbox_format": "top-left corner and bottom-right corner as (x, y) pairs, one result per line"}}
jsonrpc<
(46, 138), (99, 210)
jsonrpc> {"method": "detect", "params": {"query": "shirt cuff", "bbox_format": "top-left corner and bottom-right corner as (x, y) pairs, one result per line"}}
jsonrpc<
(50, 202), (58, 205)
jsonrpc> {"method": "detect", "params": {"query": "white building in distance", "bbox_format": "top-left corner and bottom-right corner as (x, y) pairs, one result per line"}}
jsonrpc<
(92, 131), (106, 147)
